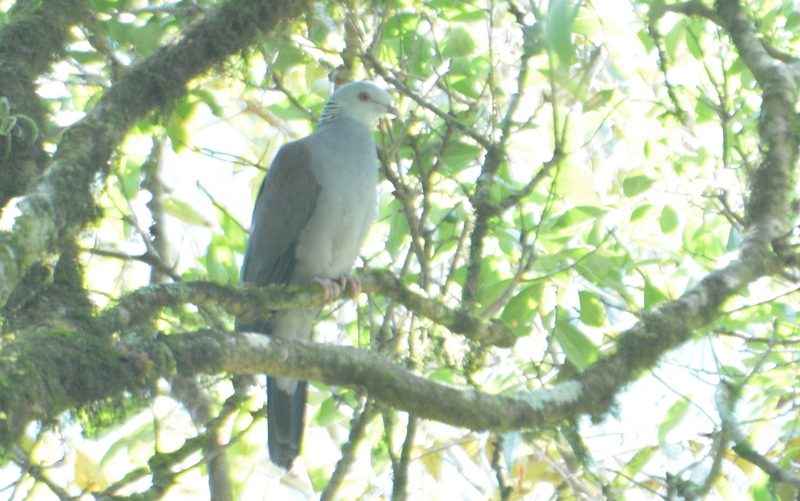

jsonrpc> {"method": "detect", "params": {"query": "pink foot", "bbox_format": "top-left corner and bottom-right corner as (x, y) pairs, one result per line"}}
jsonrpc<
(340, 274), (361, 299)
(313, 277), (341, 303)
(312, 275), (362, 303)
(339, 273), (361, 299)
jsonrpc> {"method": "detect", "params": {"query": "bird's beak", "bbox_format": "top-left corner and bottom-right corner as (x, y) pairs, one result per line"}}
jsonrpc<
(385, 104), (399, 116)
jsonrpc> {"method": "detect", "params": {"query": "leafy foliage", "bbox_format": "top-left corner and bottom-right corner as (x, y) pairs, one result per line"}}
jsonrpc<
(1, 0), (800, 500)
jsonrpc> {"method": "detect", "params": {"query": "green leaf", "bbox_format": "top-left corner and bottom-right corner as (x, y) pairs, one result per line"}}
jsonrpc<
(268, 98), (319, 122)
(386, 205), (410, 258)
(69, 50), (104, 64)
(451, 76), (480, 98)
(129, 20), (163, 57)
(205, 244), (228, 285)
(751, 473), (778, 501)
(637, 28), (655, 53)
(0, 97), (9, 122)
(105, 18), (134, 45)
(434, 0), (488, 21)
(583, 89), (615, 112)
(586, 214), (607, 247)
(219, 210), (248, 252)
(658, 398), (691, 447)
(99, 420), (154, 469)
(312, 397), (348, 427)
(441, 26), (476, 58)
(273, 45), (312, 72)
(695, 98), (716, 124)
(579, 290), (605, 327)
(442, 141), (482, 171)
(553, 206), (606, 231)
(115, 157), (142, 200)
(660, 205), (679, 233)
(384, 12), (421, 38)
(428, 369), (466, 385)
(664, 19), (685, 61)
(685, 27), (703, 60)
(166, 117), (188, 152)
(786, 13), (800, 30)
(449, 57), (476, 77)
(501, 284), (542, 336)
(554, 308), (599, 369)
(644, 279), (669, 309)
(12, 115), (38, 142)
(478, 277), (514, 316)
(408, 39), (435, 78)
(164, 197), (212, 227)
(683, 217), (727, 260)
(612, 445), (657, 488)
(0, 116), (15, 136)
(194, 89), (223, 117)
(449, 6), (488, 22)
(547, 0), (578, 64)
(622, 174), (654, 197)
(94, 0), (119, 10)
(576, 252), (623, 288)
(556, 161), (601, 204)
(630, 204), (653, 222)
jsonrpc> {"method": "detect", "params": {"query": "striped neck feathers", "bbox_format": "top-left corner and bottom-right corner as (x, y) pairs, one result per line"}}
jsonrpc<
(319, 99), (342, 125)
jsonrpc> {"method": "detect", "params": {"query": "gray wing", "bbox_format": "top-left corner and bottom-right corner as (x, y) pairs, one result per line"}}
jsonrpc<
(239, 139), (322, 469)
(240, 140), (322, 287)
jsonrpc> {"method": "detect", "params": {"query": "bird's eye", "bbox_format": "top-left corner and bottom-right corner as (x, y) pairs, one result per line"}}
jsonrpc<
(358, 92), (371, 102)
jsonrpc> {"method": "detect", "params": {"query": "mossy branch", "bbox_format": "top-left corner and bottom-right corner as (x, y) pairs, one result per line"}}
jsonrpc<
(94, 271), (516, 347)
(0, 0), (314, 311)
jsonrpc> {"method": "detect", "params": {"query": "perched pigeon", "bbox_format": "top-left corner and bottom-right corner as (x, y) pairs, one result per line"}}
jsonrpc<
(239, 81), (396, 469)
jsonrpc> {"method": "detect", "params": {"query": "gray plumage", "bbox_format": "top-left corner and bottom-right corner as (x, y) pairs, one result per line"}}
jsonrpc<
(239, 82), (395, 469)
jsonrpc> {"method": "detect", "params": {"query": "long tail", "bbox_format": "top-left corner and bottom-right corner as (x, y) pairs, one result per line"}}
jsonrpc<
(267, 377), (307, 469)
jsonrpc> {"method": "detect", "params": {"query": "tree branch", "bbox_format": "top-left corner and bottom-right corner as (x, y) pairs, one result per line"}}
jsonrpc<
(0, 0), (91, 211)
(94, 272), (517, 347)
(0, 0), (314, 310)
(716, 382), (800, 487)
(3, 233), (800, 451)
(320, 398), (378, 501)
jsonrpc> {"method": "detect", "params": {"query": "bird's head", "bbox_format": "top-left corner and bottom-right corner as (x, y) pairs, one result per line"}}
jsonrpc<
(321, 81), (397, 127)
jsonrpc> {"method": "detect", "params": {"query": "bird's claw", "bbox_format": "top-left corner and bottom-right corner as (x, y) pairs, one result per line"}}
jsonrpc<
(340, 274), (361, 299)
(313, 274), (362, 303)
(313, 277), (341, 303)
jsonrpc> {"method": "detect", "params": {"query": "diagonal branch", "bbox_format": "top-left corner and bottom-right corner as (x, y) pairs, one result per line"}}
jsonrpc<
(0, 0), (314, 310)
(564, 0), (800, 420)
(716, 382), (800, 487)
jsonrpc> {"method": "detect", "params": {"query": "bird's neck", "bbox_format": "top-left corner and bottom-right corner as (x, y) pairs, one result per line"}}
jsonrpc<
(319, 100), (342, 125)
(319, 101), (376, 129)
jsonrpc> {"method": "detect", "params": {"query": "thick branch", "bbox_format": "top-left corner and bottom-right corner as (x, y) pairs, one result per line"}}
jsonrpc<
(158, 330), (565, 431)
(2, 242), (798, 448)
(569, 0), (800, 419)
(95, 272), (516, 347)
(0, 0), (313, 310)
(0, 326), (546, 446)
(0, 0), (91, 210)
(716, 0), (797, 232)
